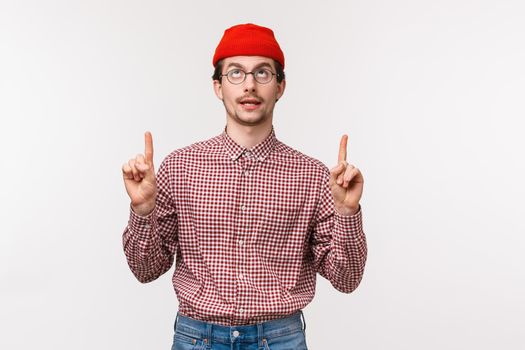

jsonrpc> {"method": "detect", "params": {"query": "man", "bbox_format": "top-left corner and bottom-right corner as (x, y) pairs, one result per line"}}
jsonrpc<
(122, 23), (367, 350)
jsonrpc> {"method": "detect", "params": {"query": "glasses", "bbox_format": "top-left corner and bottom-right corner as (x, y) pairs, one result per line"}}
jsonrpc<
(220, 68), (276, 84)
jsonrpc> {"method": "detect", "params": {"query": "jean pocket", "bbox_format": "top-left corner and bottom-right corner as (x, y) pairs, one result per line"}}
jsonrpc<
(172, 331), (206, 350)
(262, 329), (308, 350)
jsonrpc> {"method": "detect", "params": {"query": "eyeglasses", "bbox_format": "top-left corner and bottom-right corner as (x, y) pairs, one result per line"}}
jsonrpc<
(220, 68), (276, 85)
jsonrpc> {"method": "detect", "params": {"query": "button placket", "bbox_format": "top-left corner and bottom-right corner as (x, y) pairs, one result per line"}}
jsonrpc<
(234, 149), (253, 318)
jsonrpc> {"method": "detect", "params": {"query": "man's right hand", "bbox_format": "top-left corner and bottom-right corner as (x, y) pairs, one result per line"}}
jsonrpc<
(122, 131), (157, 217)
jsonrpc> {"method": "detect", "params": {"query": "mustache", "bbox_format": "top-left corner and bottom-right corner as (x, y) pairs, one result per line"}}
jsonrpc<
(237, 95), (263, 103)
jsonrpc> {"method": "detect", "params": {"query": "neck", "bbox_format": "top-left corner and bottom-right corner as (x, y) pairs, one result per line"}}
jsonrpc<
(225, 118), (273, 149)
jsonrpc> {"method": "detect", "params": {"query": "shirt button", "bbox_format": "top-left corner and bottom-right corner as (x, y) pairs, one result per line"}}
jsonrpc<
(241, 205), (246, 211)
(233, 330), (240, 337)
(244, 170), (250, 176)
(238, 239), (243, 246)
(238, 273), (244, 280)
(239, 308), (244, 313)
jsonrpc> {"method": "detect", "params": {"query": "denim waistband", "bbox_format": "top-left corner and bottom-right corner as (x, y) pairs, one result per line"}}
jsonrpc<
(174, 311), (306, 345)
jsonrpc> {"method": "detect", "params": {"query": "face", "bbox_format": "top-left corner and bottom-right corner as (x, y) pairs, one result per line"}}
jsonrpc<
(213, 56), (286, 127)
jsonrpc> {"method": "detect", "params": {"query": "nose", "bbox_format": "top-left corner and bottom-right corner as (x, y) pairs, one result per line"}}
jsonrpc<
(243, 73), (257, 92)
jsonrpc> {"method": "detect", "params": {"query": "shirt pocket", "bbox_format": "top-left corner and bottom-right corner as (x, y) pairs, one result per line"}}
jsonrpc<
(259, 203), (301, 233)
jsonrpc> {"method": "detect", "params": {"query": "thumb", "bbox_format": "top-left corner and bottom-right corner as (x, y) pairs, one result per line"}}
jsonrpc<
(329, 162), (345, 182)
(136, 162), (156, 181)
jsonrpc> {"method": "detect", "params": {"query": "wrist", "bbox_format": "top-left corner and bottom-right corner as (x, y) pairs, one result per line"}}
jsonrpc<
(131, 202), (155, 217)
(335, 205), (359, 216)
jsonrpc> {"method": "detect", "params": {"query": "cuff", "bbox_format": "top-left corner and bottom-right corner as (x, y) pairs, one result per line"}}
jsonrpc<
(334, 205), (363, 238)
(128, 204), (156, 236)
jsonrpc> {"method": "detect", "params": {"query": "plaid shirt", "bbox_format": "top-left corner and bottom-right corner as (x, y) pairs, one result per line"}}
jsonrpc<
(122, 126), (367, 325)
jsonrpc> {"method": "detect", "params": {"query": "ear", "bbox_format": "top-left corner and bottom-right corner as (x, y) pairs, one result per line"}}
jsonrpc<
(213, 80), (223, 100)
(276, 79), (286, 101)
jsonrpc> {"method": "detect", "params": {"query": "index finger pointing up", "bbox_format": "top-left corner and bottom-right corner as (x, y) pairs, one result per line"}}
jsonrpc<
(338, 134), (348, 163)
(144, 131), (154, 164)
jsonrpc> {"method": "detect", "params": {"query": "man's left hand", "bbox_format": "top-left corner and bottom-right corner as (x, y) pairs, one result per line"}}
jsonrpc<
(329, 134), (364, 216)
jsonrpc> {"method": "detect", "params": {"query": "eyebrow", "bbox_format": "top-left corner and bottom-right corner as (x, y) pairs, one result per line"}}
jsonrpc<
(225, 62), (273, 70)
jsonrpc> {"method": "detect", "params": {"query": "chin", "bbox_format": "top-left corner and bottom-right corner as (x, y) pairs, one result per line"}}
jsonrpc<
(235, 113), (268, 126)
(234, 107), (266, 120)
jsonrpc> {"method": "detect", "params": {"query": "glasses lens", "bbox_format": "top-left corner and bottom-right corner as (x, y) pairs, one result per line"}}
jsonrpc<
(225, 68), (274, 84)
(254, 69), (272, 84)
(227, 69), (245, 84)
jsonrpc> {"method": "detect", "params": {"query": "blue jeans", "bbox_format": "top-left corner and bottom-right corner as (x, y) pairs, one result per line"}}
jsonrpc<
(171, 311), (308, 350)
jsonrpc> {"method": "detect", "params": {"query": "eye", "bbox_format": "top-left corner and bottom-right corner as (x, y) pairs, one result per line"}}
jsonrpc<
(229, 69), (243, 78)
(255, 69), (269, 78)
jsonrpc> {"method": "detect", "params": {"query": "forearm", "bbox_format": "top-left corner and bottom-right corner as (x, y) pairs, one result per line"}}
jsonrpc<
(122, 205), (174, 283)
(316, 208), (368, 293)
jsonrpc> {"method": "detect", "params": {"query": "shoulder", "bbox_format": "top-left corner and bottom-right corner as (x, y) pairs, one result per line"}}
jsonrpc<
(154, 135), (223, 176)
(162, 134), (223, 163)
(274, 140), (330, 176)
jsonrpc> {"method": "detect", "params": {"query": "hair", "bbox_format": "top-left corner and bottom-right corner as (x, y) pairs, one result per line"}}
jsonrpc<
(212, 59), (285, 84)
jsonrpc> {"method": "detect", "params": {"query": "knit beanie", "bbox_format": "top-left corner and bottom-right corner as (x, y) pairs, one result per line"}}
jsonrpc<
(213, 23), (285, 68)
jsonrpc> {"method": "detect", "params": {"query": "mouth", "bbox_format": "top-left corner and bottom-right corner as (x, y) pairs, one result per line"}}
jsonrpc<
(239, 98), (262, 111)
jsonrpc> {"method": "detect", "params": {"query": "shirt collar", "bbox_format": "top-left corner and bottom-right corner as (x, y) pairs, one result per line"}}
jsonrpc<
(220, 125), (277, 162)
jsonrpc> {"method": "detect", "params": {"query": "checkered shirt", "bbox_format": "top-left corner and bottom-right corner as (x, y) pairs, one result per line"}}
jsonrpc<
(122, 126), (367, 325)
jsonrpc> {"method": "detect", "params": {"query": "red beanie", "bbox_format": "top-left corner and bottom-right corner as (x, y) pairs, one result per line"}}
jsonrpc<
(213, 23), (285, 69)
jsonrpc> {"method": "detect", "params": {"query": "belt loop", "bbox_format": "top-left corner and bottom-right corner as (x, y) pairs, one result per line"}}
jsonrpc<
(300, 310), (306, 332)
(257, 322), (264, 349)
(206, 322), (212, 349)
(174, 312), (179, 332)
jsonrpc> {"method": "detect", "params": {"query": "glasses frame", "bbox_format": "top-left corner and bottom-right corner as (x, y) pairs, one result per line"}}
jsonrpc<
(220, 68), (277, 85)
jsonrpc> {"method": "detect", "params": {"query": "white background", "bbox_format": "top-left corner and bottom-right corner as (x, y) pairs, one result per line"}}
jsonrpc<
(1, 0), (524, 349)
